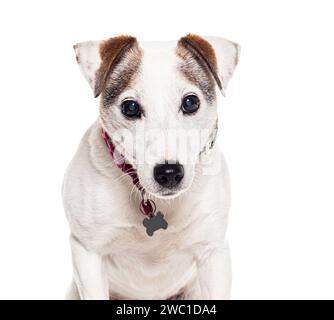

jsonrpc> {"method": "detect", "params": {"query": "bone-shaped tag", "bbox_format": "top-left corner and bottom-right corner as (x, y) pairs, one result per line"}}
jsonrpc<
(143, 212), (168, 236)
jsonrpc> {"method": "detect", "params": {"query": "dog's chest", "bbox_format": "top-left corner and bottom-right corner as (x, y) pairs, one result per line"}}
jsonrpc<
(104, 227), (197, 299)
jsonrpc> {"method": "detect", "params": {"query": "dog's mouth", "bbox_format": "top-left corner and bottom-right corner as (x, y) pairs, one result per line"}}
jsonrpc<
(151, 190), (181, 200)
(144, 184), (190, 200)
(158, 189), (179, 198)
(135, 163), (195, 200)
(161, 191), (176, 196)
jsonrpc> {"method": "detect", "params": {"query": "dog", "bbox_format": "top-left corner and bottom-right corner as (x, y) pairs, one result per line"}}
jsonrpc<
(63, 34), (240, 300)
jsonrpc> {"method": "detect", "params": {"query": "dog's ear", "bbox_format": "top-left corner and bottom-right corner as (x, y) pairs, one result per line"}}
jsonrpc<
(73, 35), (138, 98)
(178, 34), (240, 95)
(203, 36), (240, 93)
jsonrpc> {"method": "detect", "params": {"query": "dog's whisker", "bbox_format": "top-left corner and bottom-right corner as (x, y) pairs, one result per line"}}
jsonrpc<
(134, 183), (141, 202)
(111, 172), (134, 184)
(129, 187), (135, 204)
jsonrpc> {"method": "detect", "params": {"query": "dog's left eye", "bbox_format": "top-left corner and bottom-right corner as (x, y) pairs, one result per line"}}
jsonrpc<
(121, 100), (141, 119)
(181, 95), (200, 114)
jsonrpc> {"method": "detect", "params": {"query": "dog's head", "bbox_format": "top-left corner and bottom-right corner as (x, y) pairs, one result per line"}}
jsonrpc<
(74, 34), (239, 199)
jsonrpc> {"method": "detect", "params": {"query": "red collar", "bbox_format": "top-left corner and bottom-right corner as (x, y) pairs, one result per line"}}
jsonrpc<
(101, 128), (154, 216)
(102, 128), (143, 191)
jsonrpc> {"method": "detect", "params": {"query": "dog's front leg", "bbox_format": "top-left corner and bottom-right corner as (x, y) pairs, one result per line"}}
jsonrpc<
(194, 241), (232, 300)
(70, 236), (109, 300)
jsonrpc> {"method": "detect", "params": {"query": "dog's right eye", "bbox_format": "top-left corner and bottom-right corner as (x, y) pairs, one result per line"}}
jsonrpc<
(121, 100), (142, 119)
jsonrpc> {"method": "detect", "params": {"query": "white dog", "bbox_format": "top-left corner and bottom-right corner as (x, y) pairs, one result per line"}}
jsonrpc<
(63, 34), (240, 300)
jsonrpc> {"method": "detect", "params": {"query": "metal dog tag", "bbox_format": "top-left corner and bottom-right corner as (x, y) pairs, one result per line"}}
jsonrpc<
(143, 212), (168, 237)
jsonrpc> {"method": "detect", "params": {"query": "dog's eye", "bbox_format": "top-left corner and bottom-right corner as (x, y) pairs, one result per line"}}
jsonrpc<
(121, 100), (141, 119)
(181, 95), (200, 114)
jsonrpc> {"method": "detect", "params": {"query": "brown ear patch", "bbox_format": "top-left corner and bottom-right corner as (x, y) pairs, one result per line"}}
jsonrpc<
(98, 36), (143, 128)
(176, 34), (221, 102)
(94, 35), (141, 98)
(73, 44), (80, 64)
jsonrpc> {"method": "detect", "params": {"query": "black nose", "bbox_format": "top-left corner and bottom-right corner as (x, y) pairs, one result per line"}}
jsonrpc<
(154, 163), (184, 188)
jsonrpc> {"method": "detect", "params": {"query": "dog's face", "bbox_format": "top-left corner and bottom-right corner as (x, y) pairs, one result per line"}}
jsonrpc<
(74, 34), (239, 198)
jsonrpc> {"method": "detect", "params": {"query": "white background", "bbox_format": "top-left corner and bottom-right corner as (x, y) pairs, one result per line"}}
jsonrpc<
(0, 0), (333, 299)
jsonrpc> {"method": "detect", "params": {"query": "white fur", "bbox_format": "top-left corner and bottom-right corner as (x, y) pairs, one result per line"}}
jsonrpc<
(64, 36), (239, 300)
(73, 41), (102, 90)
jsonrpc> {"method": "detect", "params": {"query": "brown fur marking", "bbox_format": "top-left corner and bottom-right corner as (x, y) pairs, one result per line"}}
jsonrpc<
(233, 42), (240, 66)
(94, 35), (141, 98)
(73, 44), (80, 64)
(176, 34), (221, 103)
